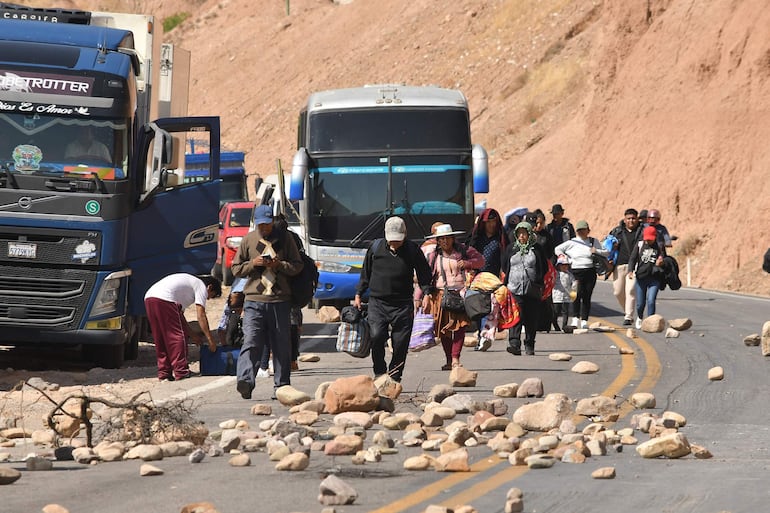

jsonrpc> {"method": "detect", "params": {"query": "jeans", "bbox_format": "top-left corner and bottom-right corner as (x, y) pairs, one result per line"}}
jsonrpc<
(237, 300), (291, 392)
(635, 277), (661, 319)
(367, 297), (413, 382)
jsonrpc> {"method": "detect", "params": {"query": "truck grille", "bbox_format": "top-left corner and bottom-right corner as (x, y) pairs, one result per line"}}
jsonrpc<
(0, 265), (95, 328)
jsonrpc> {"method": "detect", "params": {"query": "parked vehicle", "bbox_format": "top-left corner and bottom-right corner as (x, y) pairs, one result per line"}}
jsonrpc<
(212, 201), (255, 285)
(185, 148), (251, 206)
(0, 5), (221, 367)
(289, 85), (489, 308)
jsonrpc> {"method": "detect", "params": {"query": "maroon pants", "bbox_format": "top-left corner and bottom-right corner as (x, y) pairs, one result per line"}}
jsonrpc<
(145, 297), (190, 379)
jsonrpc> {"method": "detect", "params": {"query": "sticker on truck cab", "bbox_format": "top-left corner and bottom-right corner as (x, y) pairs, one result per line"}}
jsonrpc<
(184, 224), (218, 248)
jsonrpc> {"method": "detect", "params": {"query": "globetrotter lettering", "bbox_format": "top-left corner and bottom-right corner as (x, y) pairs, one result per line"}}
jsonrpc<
(0, 71), (91, 94)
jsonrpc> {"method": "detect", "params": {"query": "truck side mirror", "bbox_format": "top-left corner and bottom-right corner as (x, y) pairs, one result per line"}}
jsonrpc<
(140, 123), (174, 202)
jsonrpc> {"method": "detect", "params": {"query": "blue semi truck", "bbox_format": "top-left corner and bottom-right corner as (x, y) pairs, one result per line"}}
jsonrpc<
(185, 149), (249, 205)
(0, 4), (221, 367)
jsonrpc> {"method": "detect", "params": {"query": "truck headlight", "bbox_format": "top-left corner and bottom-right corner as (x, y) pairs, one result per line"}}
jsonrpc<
(91, 277), (121, 316)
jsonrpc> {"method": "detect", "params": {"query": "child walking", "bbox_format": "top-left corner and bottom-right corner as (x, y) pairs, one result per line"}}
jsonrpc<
(551, 254), (575, 332)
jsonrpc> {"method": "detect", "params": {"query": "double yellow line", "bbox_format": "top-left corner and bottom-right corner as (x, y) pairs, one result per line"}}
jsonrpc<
(368, 323), (662, 513)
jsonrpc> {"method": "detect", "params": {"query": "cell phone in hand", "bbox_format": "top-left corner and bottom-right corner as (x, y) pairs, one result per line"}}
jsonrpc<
(263, 255), (273, 263)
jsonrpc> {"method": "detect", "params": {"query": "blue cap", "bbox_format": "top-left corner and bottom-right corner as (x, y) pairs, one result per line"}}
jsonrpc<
(253, 205), (273, 225)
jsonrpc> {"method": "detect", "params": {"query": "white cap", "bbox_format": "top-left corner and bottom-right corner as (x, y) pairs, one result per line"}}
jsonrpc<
(384, 217), (406, 241)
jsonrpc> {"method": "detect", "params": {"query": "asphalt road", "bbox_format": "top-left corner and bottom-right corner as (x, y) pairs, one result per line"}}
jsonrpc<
(3, 282), (770, 513)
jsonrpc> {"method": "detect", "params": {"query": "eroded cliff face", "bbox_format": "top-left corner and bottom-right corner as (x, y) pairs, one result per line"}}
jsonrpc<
(21, 0), (770, 293)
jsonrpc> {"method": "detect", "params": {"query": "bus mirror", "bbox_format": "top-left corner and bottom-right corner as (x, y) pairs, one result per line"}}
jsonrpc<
(289, 148), (308, 201)
(472, 144), (489, 193)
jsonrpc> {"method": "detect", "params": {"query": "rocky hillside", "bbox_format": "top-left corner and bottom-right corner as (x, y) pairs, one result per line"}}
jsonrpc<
(16, 0), (770, 294)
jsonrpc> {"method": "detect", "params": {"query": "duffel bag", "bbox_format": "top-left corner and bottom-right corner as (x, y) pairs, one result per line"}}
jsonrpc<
(336, 318), (371, 358)
(464, 289), (492, 321)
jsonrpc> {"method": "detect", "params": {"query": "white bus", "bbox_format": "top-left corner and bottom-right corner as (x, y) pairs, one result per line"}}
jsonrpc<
(289, 85), (489, 307)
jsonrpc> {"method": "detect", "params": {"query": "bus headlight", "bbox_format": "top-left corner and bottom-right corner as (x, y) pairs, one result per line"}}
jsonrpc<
(317, 261), (353, 273)
(91, 277), (121, 316)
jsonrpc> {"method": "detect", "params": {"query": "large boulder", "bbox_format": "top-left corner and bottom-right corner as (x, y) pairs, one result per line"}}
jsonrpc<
(324, 375), (379, 414)
(512, 393), (573, 432)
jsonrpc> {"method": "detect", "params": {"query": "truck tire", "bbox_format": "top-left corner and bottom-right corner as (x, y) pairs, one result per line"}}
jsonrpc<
(223, 264), (234, 286)
(123, 316), (142, 361)
(83, 343), (125, 369)
(211, 258), (223, 282)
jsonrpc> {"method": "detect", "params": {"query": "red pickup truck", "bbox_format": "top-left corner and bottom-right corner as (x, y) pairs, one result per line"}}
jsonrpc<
(212, 201), (254, 285)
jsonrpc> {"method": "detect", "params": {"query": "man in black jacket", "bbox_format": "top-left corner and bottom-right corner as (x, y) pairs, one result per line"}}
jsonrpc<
(609, 208), (643, 325)
(354, 217), (433, 382)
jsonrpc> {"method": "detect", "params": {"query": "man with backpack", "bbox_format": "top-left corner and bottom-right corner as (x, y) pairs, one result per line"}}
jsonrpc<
(231, 205), (303, 400)
(354, 216), (433, 382)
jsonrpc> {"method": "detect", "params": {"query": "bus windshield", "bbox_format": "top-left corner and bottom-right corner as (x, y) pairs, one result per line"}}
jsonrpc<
(307, 156), (473, 243)
(308, 108), (471, 153)
(0, 113), (128, 180)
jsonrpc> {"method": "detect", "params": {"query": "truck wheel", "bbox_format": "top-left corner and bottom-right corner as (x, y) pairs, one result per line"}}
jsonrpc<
(83, 343), (125, 369)
(124, 316), (141, 361)
(223, 264), (234, 286)
(211, 258), (223, 281)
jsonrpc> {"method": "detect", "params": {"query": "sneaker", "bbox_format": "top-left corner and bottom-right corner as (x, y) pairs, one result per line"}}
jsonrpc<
(174, 372), (193, 380)
(159, 376), (174, 382)
(236, 380), (253, 400)
(635, 318), (643, 330)
(580, 320), (588, 329)
(524, 345), (535, 356)
(477, 337), (492, 352)
(268, 360), (274, 376)
(569, 317), (579, 328)
(623, 319), (633, 326)
(256, 367), (270, 378)
(506, 346), (522, 356)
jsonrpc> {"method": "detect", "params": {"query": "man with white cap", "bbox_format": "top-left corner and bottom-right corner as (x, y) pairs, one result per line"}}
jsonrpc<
(354, 216), (433, 382)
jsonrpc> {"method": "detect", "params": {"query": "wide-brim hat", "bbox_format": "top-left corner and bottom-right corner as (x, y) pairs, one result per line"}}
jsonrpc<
(426, 223), (464, 239)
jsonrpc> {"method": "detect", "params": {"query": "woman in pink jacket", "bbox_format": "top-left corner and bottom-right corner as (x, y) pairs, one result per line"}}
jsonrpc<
(418, 224), (485, 370)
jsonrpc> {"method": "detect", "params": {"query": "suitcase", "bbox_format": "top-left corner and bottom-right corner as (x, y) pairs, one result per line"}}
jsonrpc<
(200, 345), (240, 376)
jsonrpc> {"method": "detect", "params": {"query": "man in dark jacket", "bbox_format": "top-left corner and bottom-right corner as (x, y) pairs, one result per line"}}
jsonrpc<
(546, 204), (575, 247)
(609, 208), (643, 325)
(354, 217), (432, 382)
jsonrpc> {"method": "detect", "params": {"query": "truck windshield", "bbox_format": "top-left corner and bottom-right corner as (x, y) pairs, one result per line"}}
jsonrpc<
(0, 114), (128, 180)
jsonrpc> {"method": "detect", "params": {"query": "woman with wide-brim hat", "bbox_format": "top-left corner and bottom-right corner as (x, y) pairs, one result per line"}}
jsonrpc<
(416, 223), (485, 370)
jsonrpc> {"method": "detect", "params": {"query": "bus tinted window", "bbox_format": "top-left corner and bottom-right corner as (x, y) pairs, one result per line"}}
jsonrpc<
(307, 109), (471, 152)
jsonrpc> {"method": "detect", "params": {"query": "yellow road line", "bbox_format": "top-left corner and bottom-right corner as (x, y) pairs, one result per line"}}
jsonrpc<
(370, 321), (661, 513)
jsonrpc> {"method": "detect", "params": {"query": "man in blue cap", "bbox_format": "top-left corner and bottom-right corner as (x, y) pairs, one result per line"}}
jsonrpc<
(231, 205), (303, 400)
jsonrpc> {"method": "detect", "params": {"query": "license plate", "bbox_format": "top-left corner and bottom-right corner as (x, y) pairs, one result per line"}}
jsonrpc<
(8, 242), (37, 259)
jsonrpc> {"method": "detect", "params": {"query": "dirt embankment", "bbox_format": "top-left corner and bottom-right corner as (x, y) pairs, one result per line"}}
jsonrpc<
(16, 0), (770, 294)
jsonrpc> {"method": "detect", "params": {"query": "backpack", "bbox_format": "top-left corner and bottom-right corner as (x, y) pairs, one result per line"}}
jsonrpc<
(287, 231), (319, 308)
